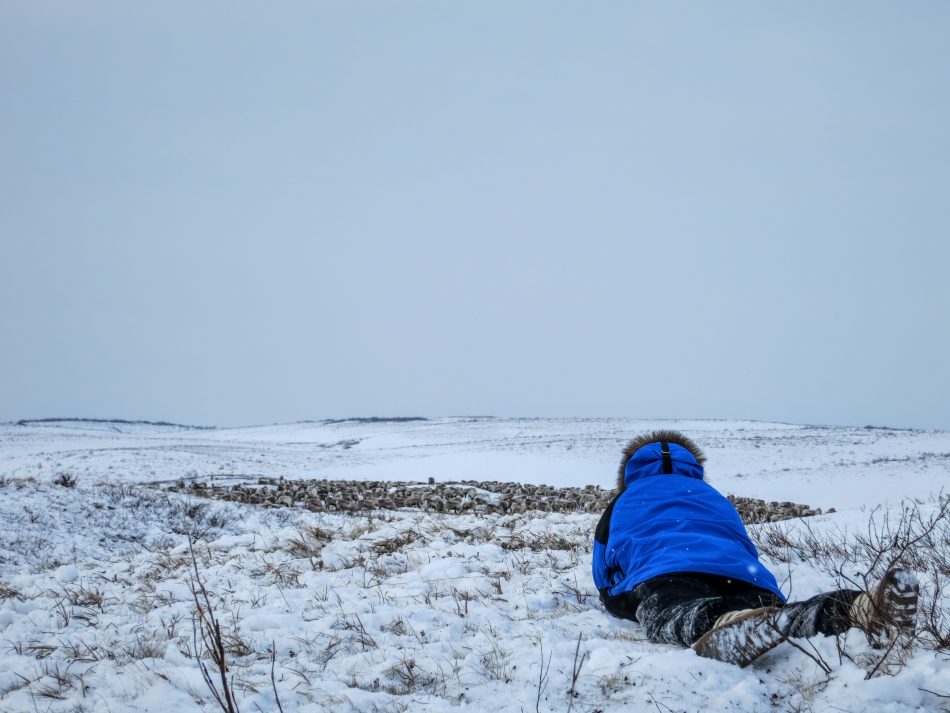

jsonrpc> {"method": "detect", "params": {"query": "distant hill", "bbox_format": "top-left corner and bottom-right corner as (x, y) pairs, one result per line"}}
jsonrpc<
(15, 417), (215, 430)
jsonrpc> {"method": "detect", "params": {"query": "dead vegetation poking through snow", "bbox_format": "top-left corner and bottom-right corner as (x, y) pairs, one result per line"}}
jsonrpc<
(188, 539), (241, 713)
(0, 477), (946, 713)
(753, 492), (950, 671)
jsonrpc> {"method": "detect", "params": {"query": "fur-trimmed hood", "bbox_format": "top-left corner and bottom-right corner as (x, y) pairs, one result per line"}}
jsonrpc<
(616, 430), (706, 492)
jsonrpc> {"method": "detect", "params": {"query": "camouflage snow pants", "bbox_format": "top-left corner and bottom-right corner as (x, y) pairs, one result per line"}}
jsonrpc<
(628, 573), (862, 647)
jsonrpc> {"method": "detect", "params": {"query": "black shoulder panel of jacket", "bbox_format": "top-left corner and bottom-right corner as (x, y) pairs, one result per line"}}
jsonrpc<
(594, 492), (620, 546)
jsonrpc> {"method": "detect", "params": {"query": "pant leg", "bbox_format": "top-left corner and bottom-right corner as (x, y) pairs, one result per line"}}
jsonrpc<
(631, 575), (783, 647)
(781, 589), (862, 638)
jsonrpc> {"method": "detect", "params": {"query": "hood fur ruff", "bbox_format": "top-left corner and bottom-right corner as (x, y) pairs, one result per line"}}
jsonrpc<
(616, 430), (706, 492)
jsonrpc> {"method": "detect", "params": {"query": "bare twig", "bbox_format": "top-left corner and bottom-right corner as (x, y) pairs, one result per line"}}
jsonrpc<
(535, 639), (552, 713)
(647, 692), (675, 713)
(566, 633), (587, 713)
(864, 634), (907, 680)
(188, 538), (240, 713)
(269, 641), (284, 713)
(782, 635), (832, 675)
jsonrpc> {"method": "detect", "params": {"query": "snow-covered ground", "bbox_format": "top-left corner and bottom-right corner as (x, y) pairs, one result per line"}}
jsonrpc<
(0, 418), (948, 712)
(4, 417), (949, 509)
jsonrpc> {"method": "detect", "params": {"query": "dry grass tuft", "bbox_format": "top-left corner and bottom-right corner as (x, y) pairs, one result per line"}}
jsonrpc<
(372, 530), (420, 555)
(52, 472), (78, 488)
(0, 583), (22, 601)
(285, 526), (333, 568)
(385, 655), (438, 695)
(251, 558), (303, 588)
(501, 530), (576, 552)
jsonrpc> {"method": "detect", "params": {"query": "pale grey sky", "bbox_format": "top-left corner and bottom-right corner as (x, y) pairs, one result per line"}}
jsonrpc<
(2, 2), (948, 429)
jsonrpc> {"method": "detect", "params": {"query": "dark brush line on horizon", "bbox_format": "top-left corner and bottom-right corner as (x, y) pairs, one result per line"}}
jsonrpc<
(14, 417), (216, 430)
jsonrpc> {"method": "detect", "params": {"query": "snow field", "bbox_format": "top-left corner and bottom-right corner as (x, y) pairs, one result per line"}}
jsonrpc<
(1, 418), (949, 712)
(0, 476), (948, 712)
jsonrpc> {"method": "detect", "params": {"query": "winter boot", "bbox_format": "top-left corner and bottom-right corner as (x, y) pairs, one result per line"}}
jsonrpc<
(850, 568), (919, 642)
(692, 606), (788, 667)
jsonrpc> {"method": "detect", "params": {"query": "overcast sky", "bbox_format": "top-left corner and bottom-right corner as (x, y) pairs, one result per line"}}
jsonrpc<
(2, 2), (948, 429)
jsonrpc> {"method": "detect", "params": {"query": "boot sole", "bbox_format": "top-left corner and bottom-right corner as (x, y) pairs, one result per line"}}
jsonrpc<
(692, 607), (787, 668)
(873, 569), (920, 634)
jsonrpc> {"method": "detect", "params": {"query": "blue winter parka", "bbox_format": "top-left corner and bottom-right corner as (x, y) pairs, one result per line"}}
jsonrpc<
(592, 441), (784, 612)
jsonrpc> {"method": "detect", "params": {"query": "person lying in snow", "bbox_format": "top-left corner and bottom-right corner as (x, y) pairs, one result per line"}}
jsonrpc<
(591, 430), (920, 667)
